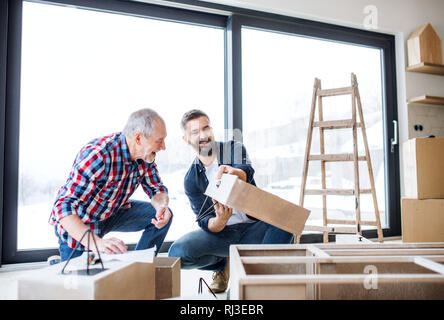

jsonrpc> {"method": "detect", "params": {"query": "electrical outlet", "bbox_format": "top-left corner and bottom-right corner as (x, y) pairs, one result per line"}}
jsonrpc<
(414, 124), (423, 131)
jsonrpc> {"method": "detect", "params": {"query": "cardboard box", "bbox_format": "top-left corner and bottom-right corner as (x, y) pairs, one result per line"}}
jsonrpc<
(205, 174), (310, 235)
(154, 257), (180, 300)
(402, 198), (444, 242)
(18, 256), (155, 300)
(403, 137), (444, 199)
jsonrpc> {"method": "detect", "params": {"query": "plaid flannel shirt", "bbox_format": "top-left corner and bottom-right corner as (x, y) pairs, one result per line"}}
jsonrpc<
(49, 132), (168, 250)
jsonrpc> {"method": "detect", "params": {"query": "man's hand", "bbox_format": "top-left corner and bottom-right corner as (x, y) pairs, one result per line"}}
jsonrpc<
(214, 200), (233, 221)
(217, 165), (247, 182)
(208, 199), (232, 233)
(151, 206), (172, 229)
(95, 237), (128, 254)
(60, 214), (127, 255)
(150, 192), (171, 229)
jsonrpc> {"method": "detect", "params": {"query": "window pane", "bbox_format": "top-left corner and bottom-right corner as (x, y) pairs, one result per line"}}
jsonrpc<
(241, 27), (387, 233)
(18, 2), (224, 249)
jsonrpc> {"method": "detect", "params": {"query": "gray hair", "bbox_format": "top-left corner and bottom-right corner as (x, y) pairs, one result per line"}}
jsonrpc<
(123, 108), (164, 138)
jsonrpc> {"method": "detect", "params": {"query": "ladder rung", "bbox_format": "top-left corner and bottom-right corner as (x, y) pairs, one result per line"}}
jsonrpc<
(317, 87), (354, 97)
(304, 225), (358, 234)
(309, 154), (366, 162)
(313, 120), (362, 129)
(305, 189), (372, 196)
(327, 219), (378, 226)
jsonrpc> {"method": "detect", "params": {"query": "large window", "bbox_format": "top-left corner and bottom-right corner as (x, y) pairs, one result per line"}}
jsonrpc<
(242, 27), (387, 233)
(1, 0), (399, 264)
(17, 2), (224, 250)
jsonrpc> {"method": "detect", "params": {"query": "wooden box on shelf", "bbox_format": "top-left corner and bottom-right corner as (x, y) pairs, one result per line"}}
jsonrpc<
(407, 23), (442, 67)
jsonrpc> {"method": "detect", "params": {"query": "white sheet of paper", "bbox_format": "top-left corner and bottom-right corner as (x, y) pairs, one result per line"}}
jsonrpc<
(99, 246), (156, 263)
(335, 235), (373, 244)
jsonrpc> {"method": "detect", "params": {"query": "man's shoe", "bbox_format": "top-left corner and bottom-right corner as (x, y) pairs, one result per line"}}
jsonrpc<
(47, 255), (61, 265)
(209, 261), (230, 293)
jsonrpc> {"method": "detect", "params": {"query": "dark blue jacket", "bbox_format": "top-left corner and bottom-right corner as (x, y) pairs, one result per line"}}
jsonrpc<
(184, 140), (257, 232)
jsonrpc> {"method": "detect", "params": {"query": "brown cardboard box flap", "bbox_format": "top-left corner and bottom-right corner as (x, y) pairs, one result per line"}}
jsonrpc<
(205, 174), (311, 235)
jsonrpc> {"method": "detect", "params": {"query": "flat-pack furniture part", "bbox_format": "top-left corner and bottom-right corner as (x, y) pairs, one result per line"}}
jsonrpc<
(401, 198), (444, 242)
(18, 257), (155, 300)
(205, 174), (310, 235)
(229, 243), (444, 300)
(154, 257), (181, 300)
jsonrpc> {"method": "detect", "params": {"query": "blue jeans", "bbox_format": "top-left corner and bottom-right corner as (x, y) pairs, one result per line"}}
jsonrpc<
(58, 200), (173, 261)
(168, 221), (293, 272)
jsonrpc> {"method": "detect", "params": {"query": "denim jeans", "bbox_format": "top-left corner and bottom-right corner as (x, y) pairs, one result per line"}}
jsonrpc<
(57, 200), (173, 262)
(168, 221), (293, 272)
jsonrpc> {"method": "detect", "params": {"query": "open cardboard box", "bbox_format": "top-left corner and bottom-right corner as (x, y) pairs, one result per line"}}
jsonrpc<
(18, 255), (155, 300)
(205, 174), (310, 235)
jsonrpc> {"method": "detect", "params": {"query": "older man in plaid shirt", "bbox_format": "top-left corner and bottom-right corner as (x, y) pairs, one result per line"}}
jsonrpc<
(49, 109), (173, 261)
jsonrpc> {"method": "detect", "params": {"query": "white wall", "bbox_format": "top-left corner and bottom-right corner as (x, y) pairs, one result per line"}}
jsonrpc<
(201, 0), (444, 196)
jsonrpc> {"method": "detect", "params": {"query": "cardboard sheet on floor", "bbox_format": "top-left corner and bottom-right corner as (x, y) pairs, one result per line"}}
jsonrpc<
(205, 174), (310, 235)
(18, 253), (155, 300)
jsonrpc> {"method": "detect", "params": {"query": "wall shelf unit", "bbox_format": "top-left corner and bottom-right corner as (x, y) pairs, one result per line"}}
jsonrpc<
(406, 62), (444, 76)
(407, 95), (444, 105)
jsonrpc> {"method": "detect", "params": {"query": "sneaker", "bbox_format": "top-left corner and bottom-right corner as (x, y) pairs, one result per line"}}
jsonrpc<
(209, 259), (230, 293)
(47, 255), (61, 266)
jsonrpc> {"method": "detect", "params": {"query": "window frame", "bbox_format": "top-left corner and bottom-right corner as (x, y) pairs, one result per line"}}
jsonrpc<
(229, 14), (400, 244)
(0, 0), (400, 265)
(0, 0), (228, 264)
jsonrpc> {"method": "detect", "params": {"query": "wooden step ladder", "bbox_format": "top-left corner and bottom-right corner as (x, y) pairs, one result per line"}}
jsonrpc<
(297, 73), (384, 243)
